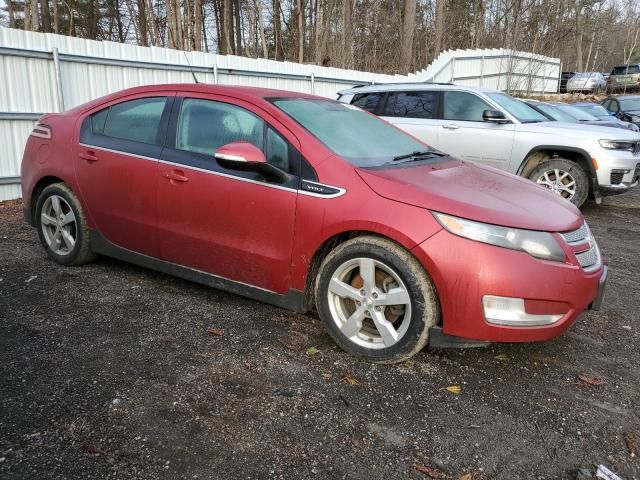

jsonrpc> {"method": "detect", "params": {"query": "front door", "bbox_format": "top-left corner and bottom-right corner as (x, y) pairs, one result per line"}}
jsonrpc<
(437, 91), (515, 171)
(157, 95), (300, 293)
(74, 94), (173, 257)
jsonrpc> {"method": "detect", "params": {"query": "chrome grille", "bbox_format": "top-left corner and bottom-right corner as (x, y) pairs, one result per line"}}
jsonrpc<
(634, 142), (640, 155)
(561, 222), (601, 272)
(561, 223), (588, 244)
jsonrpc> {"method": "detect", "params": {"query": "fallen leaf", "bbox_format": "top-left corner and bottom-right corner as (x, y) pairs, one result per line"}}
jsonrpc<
(445, 385), (461, 394)
(305, 346), (320, 356)
(320, 373), (332, 379)
(577, 373), (605, 386)
(207, 327), (224, 337)
(458, 474), (473, 480)
(494, 354), (509, 361)
(414, 463), (443, 478)
(623, 432), (638, 456)
(342, 373), (360, 386)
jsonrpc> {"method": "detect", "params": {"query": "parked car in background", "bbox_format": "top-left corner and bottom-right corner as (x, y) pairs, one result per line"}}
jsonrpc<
(560, 71), (576, 93)
(524, 100), (639, 132)
(566, 72), (607, 93)
(21, 84), (608, 363)
(572, 102), (639, 131)
(602, 95), (640, 127)
(608, 64), (640, 91)
(338, 83), (640, 207)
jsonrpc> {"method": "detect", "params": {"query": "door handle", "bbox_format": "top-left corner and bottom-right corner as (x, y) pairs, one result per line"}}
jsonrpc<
(442, 123), (460, 130)
(164, 170), (189, 183)
(78, 151), (99, 163)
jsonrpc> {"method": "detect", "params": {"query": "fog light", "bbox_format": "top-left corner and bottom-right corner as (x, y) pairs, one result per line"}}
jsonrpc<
(482, 295), (563, 326)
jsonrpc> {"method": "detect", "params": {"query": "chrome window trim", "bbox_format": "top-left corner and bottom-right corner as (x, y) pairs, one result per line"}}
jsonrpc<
(79, 143), (346, 198)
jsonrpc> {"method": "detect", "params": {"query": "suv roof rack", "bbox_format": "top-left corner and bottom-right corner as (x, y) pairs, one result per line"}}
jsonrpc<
(352, 81), (454, 89)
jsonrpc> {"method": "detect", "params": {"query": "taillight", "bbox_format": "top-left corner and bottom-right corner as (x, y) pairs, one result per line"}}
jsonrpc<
(30, 124), (52, 139)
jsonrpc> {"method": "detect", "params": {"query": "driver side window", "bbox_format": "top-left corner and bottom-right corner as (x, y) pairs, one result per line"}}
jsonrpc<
(444, 91), (492, 122)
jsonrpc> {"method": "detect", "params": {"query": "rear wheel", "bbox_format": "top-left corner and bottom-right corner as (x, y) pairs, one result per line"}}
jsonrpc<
(35, 183), (96, 266)
(528, 157), (589, 207)
(315, 236), (439, 363)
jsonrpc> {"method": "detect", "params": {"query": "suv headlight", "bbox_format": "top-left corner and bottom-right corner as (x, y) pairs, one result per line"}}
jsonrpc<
(599, 139), (638, 151)
(433, 212), (566, 262)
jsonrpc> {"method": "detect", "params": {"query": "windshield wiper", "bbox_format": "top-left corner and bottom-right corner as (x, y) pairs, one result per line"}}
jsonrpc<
(392, 150), (446, 162)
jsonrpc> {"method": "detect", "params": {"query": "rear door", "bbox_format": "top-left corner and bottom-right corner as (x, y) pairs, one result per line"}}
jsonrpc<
(156, 93), (301, 293)
(75, 93), (174, 257)
(437, 91), (515, 170)
(378, 90), (441, 148)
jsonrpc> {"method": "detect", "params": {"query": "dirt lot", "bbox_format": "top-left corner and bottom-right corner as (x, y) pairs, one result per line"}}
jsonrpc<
(1, 190), (639, 480)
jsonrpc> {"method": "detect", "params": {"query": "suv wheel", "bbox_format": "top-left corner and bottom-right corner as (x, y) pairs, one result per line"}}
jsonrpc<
(315, 236), (439, 363)
(35, 183), (97, 266)
(528, 158), (589, 207)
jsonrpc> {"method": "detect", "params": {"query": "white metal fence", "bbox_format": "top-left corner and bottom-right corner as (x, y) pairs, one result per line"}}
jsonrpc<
(0, 27), (560, 201)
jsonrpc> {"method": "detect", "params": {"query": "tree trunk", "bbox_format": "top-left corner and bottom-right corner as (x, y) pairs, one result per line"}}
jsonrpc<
(341, 0), (352, 68)
(574, 0), (583, 70)
(194, 0), (203, 51)
(39, 0), (52, 32)
(7, 0), (16, 28)
(297, 0), (304, 62)
(255, 0), (268, 57)
(434, 0), (445, 57)
(234, 0), (242, 55)
(137, 0), (149, 46)
(273, 0), (283, 60)
(399, 0), (417, 73)
(221, 0), (233, 54)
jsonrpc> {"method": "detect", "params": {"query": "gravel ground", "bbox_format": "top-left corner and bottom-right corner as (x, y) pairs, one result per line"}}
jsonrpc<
(1, 190), (639, 480)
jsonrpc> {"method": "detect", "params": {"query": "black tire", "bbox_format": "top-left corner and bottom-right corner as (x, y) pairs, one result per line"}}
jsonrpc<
(314, 235), (439, 364)
(527, 157), (589, 207)
(35, 183), (97, 266)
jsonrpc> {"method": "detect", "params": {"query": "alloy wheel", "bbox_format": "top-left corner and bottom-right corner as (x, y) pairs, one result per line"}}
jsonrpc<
(327, 257), (412, 349)
(536, 168), (577, 200)
(40, 194), (77, 256)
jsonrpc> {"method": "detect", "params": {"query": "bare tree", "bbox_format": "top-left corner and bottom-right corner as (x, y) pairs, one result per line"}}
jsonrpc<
(399, 0), (417, 72)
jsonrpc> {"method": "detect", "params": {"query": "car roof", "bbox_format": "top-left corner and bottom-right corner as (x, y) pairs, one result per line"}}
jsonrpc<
(64, 83), (320, 115)
(609, 95), (640, 99)
(338, 83), (499, 95)
(572, 102), (600, 106)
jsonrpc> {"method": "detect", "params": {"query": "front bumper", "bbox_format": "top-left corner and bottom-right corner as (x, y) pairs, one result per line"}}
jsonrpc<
(594, 150), (640, 195)
(412, 229), (606, 343)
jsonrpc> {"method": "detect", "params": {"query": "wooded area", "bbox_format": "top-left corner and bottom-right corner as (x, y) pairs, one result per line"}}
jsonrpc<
(2, 0), (640, 74)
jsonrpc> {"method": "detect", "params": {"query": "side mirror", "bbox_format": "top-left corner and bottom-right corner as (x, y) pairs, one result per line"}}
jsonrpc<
(214, 141), (267, 166)
(214, 141), (288, 183)
(482, 109), (509, 123)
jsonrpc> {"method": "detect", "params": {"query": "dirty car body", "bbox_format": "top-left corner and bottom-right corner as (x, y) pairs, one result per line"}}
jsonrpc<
(21, 84), (607, 362)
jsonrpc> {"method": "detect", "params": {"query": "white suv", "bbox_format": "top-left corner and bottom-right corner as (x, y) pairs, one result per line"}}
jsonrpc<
(338, 84), (640, 207)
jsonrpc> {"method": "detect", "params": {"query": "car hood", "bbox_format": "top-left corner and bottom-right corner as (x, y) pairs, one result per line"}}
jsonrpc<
(356, 160), (582, 232)
(621, 109), (640, 116)
(515, 121), (639, 139)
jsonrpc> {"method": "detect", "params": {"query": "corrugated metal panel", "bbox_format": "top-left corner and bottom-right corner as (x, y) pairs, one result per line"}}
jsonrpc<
(0, 28), (561, 201)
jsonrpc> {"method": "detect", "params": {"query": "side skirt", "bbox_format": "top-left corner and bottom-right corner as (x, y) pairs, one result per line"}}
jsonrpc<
(90, 231), (307, 314)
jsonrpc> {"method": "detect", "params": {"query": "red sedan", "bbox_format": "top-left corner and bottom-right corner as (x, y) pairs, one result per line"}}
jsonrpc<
(21, 84), (607, 363)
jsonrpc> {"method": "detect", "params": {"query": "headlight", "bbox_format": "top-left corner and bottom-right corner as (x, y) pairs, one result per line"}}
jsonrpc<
(598, 139), (639, 151)
(433, 212), (566, 262)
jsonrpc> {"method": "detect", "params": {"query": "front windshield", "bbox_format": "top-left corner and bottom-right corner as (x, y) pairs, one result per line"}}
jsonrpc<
(553, 104), (598, 121)
(272, 98), (441, 167)
(573, 104), (610, 117)
(620, 98), (640, 110)
(486, 93), (549, 123)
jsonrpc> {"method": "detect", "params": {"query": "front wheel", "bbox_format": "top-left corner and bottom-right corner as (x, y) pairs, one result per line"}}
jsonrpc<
(528, 158), (589, 207)
(315, 236), (439, 363)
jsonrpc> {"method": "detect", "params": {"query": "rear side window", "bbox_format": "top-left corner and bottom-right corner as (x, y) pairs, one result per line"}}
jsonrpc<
(352, 92), (384, 113)
(383, 91), (437, 119)
(612, 65), (640, 75)
(92, 97), (167, 144)
(444, 92), (492, 122)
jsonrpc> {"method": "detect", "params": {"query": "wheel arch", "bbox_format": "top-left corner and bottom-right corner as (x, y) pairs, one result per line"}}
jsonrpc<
(28, 175), (65, 226)
(302, 230), (428, 311)
(516, 146), (598, 193)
